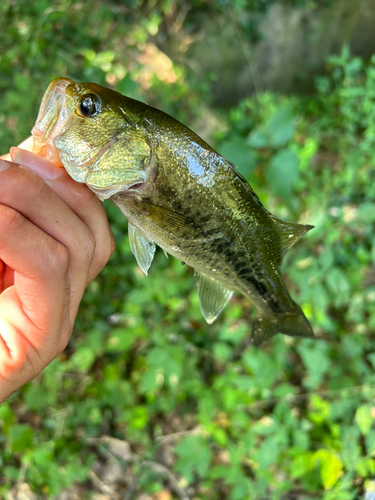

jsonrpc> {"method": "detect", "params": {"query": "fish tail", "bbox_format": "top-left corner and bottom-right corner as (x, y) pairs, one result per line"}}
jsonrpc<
(251, 305), (314, 346)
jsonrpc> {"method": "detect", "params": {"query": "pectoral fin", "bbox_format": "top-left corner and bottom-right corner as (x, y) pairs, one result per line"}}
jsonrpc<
(143, 201), (193, 239)
(197, 272), (233, 324)
(128, 223), (156, 275)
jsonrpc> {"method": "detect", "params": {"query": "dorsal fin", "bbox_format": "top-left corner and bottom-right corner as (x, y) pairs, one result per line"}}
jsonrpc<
(270, 214), (314, 261)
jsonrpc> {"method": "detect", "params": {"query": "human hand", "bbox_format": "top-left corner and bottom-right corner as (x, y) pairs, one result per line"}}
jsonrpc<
(0, 139), (115, 402)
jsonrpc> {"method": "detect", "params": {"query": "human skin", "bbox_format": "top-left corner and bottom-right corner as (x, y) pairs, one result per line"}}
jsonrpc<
(0, 138), (115, 403)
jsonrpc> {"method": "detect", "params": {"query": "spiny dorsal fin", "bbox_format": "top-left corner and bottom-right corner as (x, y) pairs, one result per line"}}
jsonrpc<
(197, 272), (233, 324)
(270, 214), (314, 261)
(128, 223), (156, 275)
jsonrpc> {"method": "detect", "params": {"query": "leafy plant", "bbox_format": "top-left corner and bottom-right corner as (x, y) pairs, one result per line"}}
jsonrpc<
(0, 6), (375, 498)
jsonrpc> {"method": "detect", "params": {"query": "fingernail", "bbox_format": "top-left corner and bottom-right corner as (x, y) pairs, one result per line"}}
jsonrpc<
(0, 159), (11, 171)
(10, 147), (64, 181)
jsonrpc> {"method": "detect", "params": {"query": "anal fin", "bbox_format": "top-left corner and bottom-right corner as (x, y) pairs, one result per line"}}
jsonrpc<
(128, 223), (156, 275)
(197, 272), (233, 324)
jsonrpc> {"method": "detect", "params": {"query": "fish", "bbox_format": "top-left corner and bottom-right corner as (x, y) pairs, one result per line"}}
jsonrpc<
(31, 77), (314, 346)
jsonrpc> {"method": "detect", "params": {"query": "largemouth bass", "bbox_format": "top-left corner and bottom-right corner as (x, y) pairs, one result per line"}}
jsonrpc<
(31, 77), (314, 345)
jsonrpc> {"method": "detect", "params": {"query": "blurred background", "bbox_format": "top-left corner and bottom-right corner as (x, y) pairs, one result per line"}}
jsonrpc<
(1, 1), (375, 499)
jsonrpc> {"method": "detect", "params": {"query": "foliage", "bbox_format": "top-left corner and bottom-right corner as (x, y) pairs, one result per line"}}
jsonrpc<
(0, 0), (374, 497)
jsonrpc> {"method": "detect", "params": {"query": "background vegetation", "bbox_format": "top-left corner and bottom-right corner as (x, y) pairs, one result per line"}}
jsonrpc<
(1, 1), (375, 499)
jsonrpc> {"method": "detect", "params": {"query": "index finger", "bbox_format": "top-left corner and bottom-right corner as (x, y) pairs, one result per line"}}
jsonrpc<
(1, 136), (34, 161)
(10, 148), (115, 281)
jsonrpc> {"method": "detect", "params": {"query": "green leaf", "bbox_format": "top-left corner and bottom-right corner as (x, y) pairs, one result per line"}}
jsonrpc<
(231, 476), (253, 499)
(212, 427), (228, 447)
(68, 346), (96, 373)
(3, 465), (20, 480)
(219, 136), (257, 178)
(232, 375), (254, 391)
(247, 128), (269, 148)
(298, 341), (330, 390)
(24, 383), (57, 411)
(8, 424), (34, 453)
(256, 436), (280, 469)
(107, 328), (138, 352)
(366, 430), (375, 456)
(128, 406), (149, 430)
(313, 449), (343, 489)
(265, 105), (295, 147)
(352, 203), (375, 223)
(355, 405), (373, 436)
(0, 404), (14, 434)
(139, 367), (163, 393)
(174, 436), (212, 482)
(308, 394), (331, 425)
(290, 452), (315, 478)
(213, 342), (232, 361)
(265, 149), (300, 198)
(32, 446), (54, 467)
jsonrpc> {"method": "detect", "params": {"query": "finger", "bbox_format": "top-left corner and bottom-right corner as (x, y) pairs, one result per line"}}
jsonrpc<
(0, 204), (71, 378)
(0, 160), (95, 318)
(1, 136), (34, 161)
(10, 148), (115, 281)
(1, 266), (14, 291)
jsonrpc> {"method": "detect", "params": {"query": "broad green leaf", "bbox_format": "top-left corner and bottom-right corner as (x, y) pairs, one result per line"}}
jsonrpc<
(219, 136), (257, 178)
(256, 436), (280, 469)
(355, 456), (375, 478)
(298, 342), (330, 390)
(24, 384), (57, 411)
(107, 328), (138, 352)
(314, 449), (343, 489)
(139, 367), (163, 393)
(174, 436), (212, 482)
(265, 105), (295, 147)
(212, 427), (228, 447)
(355, 405), (373, 436)
(290, 452), (315, 478)
(231, 476), (253, 500)
(129, 406), (149, 430)
(0, 404), (14, 434)
(3, 466), (20, 480)
(8, 424), (34, 453)
(213, 342), (232, 361)
(232, 375), (254, 391)
(366, 430), (375, 456)
(247, 128), (269, 148)
(265, 149), (300, 198)
(352, 203), (375, 223)
(68, 346), (96, 373)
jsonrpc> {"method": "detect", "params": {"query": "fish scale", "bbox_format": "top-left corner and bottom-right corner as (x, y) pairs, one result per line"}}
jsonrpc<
(32, 77), (314, 345)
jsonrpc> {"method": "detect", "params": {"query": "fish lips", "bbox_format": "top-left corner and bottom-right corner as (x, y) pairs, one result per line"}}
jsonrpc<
(32, 78), (73, 166)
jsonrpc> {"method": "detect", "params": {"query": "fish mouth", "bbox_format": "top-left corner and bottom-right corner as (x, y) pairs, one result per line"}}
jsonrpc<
(32, 78), (145, 198)
(32, 78), (73, 166)
(31, 78), (128, 187)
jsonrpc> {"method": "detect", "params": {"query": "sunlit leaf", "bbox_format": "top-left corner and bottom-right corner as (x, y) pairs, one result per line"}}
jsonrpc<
(314, 449), (343, 489)
(355, 405), (373, 436)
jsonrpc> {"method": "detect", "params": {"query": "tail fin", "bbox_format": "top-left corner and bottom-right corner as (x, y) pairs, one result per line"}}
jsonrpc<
(251, 305), (314, 346)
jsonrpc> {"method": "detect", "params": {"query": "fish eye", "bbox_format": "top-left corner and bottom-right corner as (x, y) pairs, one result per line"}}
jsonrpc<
(78, 93), (101, 117)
